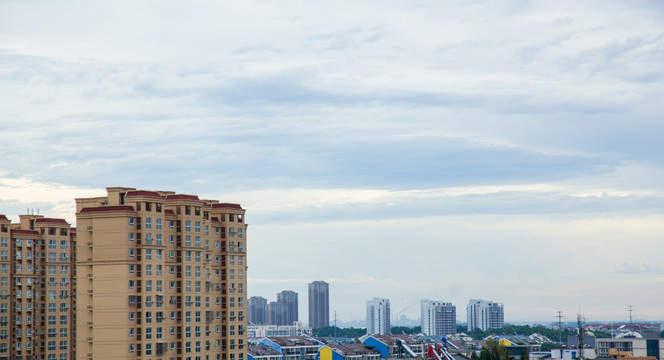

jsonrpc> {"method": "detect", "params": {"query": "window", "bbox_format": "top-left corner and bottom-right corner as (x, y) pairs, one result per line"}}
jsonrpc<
(169, 220), (175, 229)
(60, 240), (68, 249)
(49, 239), (57, 249)
(185, 235), (191, 247)
(185, 220), (191, 232)
(156, 233), (163, 245)
(128, 249), (135, 258)
(195, 221), (201, 232)
(145, 217), (152, 229)
(195, 236), (201, 247)
(229, 227), (236, 238)
(156, 218), (162, 230)
(129, 328), (135, 337)
(129, 232), (135, 242)
(145, 249), (152, 261)
(238, 228), (243, 238)
(129, 264), (135, 273)
(169, 250), (175, 259)
(129, 217), (135, 226)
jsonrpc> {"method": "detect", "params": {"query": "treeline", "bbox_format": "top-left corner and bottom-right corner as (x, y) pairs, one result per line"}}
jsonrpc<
(313, 324), (615, 342)
(312, 326), (422, 338)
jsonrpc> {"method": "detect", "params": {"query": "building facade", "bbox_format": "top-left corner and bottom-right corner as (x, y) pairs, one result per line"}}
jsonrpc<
(308, 281), (329, 329)
(466, 299), (503, 331)
(249, 296), (268, 325)
(421, 300), (456, 336)
(75, 187), (248, 360)
(366, 298), (390, 335)
(276, 291), (298, 326)
(0, 214), (76, 360)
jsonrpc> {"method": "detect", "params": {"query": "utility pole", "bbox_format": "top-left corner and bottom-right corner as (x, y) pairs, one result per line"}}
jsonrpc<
(555, 311), (565, 343)
(628, 305), (634, 331)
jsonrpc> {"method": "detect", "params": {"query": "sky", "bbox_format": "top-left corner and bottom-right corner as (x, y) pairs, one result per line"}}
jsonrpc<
(1, 0), (664, 326)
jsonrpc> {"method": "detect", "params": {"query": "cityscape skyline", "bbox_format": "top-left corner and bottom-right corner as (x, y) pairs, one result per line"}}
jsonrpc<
(2, 1), (664, 324)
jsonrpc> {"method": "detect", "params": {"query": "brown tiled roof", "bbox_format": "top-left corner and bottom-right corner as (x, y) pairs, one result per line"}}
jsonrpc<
(166, 194), (200, 201)
(126, 190), (163, 198)
(34, 218), (69, 225)
(266, 336), (321, 347)
(12, 229), (39, 235)
(212, 203), (243, 210)
(0, 215), (8, 221)
(79, 205), (134, 213)
(248, 345), (282, 357)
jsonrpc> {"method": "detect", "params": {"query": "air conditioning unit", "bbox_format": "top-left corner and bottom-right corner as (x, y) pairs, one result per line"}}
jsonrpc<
(87, 290), (93, 295)
(87, 337), (93, 342)
(87, 321), (93, 326)
(87, 305), (93, 310)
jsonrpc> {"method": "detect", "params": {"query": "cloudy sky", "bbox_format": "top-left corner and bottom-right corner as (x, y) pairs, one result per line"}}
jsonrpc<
(2, 0), (664, 325)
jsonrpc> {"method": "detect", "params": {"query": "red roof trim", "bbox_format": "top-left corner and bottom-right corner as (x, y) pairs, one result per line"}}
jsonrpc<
(212, 203), (243, 210)
(12, 229), (39, 235)
(79, 205), (134, 213)
(35, 218), (69, 225)
(125, 190), (164, 198)
(164, 209), (174, 215)
(166, 194), (200, 201)
(211, 217), (220, 222)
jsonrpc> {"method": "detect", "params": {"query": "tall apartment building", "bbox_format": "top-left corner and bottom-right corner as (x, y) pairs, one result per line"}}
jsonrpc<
(266, 302), (281, 326)
(248, 296), (267, 325)
(308, 281), (329, 329)
(366, 298), (390, 335)
(467, 299), (504, 331)
(421, 300), (456, 336)
(75, 187), (248, 360)
(0, 214), (76, 360)
(276, 290), (298, 326)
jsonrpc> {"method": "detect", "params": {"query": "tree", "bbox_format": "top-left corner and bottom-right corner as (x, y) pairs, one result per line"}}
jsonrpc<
(479, 339), (513, 360)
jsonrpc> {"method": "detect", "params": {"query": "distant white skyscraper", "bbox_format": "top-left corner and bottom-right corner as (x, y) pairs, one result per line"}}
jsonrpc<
(467, 299), (504, 331)
(421, 299), (457, 336)
(367, 297), (391, 335)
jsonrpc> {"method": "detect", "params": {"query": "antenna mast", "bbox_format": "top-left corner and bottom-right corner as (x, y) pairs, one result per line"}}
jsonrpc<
(577, 314), (585, 360)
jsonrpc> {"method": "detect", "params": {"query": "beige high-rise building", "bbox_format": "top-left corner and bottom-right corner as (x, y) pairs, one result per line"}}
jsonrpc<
(0, 213), (76, 360)
(75, 187), (248, 360)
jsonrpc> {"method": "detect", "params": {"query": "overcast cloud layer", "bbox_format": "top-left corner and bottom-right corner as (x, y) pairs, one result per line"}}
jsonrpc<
(1, 0), (664, 323)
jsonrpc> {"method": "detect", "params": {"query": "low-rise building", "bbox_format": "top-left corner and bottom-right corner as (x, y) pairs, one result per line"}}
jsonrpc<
(363, 334), (426, 358)
(249, 344), (284, 360)
(317, 343), (381, 360)
(249, 323), (312, 338)
(258, 336), (323, 360)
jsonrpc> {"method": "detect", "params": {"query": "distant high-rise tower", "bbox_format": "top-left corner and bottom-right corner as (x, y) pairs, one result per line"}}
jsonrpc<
(308, 281), (329, 328)
(366, 298), (390, 335)
(249, 296), (268, 325)
(267, 301), (282, 325)
(421, 299), (456, 336)
(467, 299), (504, 331)
(277, 290), (298, 326)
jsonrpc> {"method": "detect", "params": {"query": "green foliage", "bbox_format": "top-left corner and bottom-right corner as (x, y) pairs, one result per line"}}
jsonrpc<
(391, 326), (421, 335)
(592, 331), (612, 339)
(312, 327), (367, 338)
(520, 349), (529, 360)
(479, 339), (513, 360)
(465, 325), (577, 341)
(540, 343), (563, 351)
